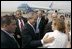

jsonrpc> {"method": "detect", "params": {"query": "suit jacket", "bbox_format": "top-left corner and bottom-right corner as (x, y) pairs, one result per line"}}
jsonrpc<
(1, 30), (19, 48)
(36, 16), (48, 39)
(21, 23), (42, 48)
(44, 21), (53, 33)
(14, 16), (27, 47)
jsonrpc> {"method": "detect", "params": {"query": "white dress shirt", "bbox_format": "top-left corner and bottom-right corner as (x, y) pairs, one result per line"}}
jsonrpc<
(27, 21), (44, 45)
(18, 19), (24, 32)
(43, 30), (68, 48)
(36, 17), (41, 33)
(28, 21), (36, 33)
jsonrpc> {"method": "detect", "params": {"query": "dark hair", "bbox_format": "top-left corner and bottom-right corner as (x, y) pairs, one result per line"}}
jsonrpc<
(27, 12), (37, 20)
(55, 10), (57, 13)
(60, 15), (65, 18)
(16, 10), (21, 13)
(1, 15), (16, 26)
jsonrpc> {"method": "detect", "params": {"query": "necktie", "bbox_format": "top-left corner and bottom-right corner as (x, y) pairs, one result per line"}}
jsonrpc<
(20, 19), (24, 31)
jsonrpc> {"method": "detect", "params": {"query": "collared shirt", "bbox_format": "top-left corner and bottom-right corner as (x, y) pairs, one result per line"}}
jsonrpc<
(43, 30), (68, 48)
(28, 21), (36, 33)
(36, 17), (41, 33)
(1, 28), (20, 48)
(1, 28), (14, 38)
(18, 19), (24, 32)
(28, 21), (44, 45)
(37, 17), (41, 27)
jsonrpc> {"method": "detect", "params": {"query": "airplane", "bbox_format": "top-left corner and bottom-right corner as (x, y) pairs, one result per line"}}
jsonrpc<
(17, 2), (63, 14)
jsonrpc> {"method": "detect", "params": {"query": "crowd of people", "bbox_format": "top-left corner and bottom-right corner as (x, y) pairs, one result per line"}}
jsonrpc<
(1, 9), (71, 48)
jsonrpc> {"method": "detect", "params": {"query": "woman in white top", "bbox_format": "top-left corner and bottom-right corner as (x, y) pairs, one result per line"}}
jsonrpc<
(43, 18), (68, 48)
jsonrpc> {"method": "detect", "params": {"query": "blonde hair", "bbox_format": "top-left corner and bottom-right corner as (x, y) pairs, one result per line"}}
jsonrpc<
(65, 20), (71, 33)
(53, 18), (65, 33)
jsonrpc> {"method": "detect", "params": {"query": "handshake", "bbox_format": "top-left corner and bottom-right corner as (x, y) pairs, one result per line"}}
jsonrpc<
(41, 33), (54, 44)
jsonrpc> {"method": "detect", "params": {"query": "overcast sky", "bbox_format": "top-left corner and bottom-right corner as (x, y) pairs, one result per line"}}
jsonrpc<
(1, 1), (71, 12)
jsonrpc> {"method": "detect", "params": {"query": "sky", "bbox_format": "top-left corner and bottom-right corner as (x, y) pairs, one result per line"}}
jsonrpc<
(1, 1), (71, 12)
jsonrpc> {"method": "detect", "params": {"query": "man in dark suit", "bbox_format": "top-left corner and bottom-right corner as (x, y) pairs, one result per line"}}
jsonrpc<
(36, 10), (48, 39)
(44, 12), (58, 33)
(1, 15), (20, 48)
(14, 10), (27, 47)
(21, 12), (54, 48)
